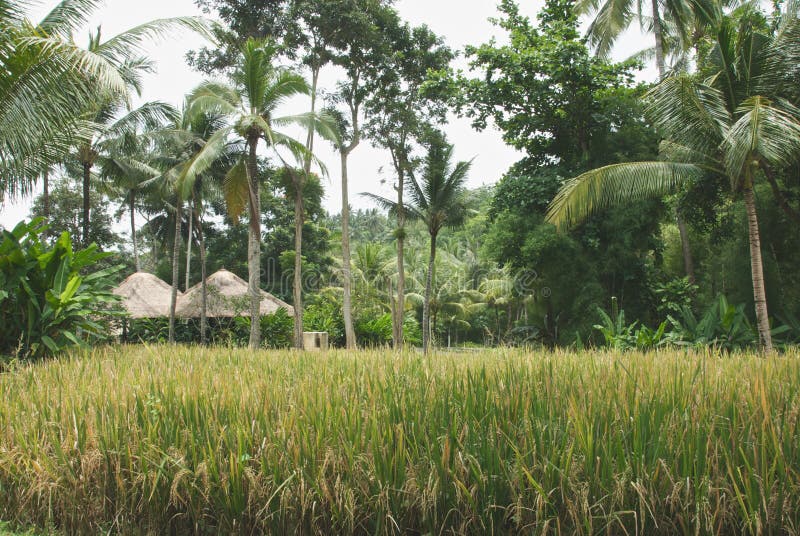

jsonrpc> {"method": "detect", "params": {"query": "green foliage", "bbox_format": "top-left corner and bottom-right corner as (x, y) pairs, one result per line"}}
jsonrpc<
(354, 313), (393, 347)
(0, 220), (122, 360)
(652, 276), (698, 316)
(666, 295), (758, 350)
(304, 289), (346, 346)
(594, 297), (668, 351)
(128, 310), (293, 349)
(29, 174), (122, 252)
(450, 0), (652, 172)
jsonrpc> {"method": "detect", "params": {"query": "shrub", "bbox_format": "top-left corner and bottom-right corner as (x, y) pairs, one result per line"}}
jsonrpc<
(0, 220), (121, 360)
(127, 310), (293, 349)
(304, 289), (345, 346)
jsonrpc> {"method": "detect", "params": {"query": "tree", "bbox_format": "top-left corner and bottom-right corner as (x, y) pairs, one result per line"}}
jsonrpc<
(575, 0), (691, 76)
(364, 21), (453, 348)
(189, 0), (294, 74)
(446, 0), (663, 344)
(188, 38), (332, 349)
(0, 0), (132, 196)
(323, 0), (397, 349)
(451, 0), (647, 173)
(365, 135), (471, 353)
(546, 7), (800, 352)
(29, 173), (120, 252)
(70, 15), (208, 247)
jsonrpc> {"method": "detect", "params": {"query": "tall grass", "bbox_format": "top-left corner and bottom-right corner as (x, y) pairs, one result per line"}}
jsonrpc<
(1, 346), (799, 534)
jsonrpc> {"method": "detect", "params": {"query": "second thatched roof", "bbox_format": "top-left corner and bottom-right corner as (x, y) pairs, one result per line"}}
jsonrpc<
(175, 269), (294, 318)
(113, 272), (179, 319)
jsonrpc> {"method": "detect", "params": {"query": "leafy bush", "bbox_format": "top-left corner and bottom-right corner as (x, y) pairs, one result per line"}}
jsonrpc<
(0, 220), (121, 360)
(303, 288), (346, 346)
(127, 310), (293, 349)
(355, 313), (393, 347)
(666, 295), (757, 350)
(652, 276), (698, 316)
(594, 297), (668, 351)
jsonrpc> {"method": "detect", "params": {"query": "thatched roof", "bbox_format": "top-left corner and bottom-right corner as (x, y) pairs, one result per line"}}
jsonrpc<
(175, 269), (294, 318)
(114, 272), (179, 319)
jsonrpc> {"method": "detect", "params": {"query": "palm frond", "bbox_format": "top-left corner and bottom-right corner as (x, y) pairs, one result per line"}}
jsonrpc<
(223, 157), (248, 223)
(647, 75), (730, 155)
(37, 0), (102, 36)
(94, 17), (213, 63)
(723, 96), (800, 182)
(546, 162), (704, 229)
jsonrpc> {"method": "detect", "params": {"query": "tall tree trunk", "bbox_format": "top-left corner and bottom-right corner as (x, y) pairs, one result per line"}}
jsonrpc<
(291, 66), (320, 350)
(341, 151), (356, 349)
(185, 197), (193, 292)
(676, 213), (695, 284)
(387, 275), (395, 348)
(742, 183), (774, 352)
(305, 67), (319, 170)
(130, 191), (140, 272)
(651, 0), (666, 79)
(169, 198), (183, 344)
(422, 234), (436, 355)
(82, 162), (91, 247)
(43, 169), (50, 228)
(246, 137), (262, 350)
(394, 166), (406, 350)
(423, 233), (437, 354)
(192, 204), (207, 345)
(293, 177), (304, 349)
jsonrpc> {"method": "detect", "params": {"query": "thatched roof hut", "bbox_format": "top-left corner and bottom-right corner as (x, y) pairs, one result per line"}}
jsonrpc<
(114, 272), (179, 318)
(175, 269), (294, 318)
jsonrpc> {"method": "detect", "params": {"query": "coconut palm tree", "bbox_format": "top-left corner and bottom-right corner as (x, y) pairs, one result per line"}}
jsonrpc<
(577, 0), (694, 77)
(188, 38), (335, 349)
(546, 7), (800, 352)
(143, 103), (232, 344)
(0, 0), (131, 195)
(365, 136), (472, 354)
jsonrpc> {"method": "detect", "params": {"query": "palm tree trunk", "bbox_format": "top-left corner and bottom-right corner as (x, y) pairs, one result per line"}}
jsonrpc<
(185, 196), (193, 292)
(293, 177), (305, 349)
(246, 136), (262, 350)
(82, 162), (91, 247)
(743, 184), (773, 352)
(341, 151), (357, 349)
(169, 198), (183, 344)
(130, 191), (140, 272)
(423, 232), (437, 354)
(43, 169), (50, 228)
(305, 67), (319, 171)
(652, 0), (666, 78)
(192, 205), (207, 345)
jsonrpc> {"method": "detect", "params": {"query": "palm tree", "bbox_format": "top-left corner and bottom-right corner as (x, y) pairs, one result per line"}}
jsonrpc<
(365, 137), (472, 353)
(546, 8), (800, 352)
(99, 129), (163, 272)
(577, 0), (693, 77)
(188, 38), (334, 349)
(0, 0), (132, 195)
(144, 103), (231, 344)
(72, 14), (210, 246)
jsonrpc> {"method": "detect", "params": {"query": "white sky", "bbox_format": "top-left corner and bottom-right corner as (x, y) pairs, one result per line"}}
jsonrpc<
(1, 0), (654, 230)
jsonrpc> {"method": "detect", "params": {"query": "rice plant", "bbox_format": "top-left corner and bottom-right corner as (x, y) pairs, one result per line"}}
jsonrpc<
(1, 346), (799, 534)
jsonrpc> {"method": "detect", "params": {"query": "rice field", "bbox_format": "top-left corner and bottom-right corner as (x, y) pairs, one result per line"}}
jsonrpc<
(1, 346), (800, 535)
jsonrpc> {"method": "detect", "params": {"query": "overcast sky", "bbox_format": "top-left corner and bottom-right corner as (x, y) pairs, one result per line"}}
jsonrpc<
(1, 0), (654, 230)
